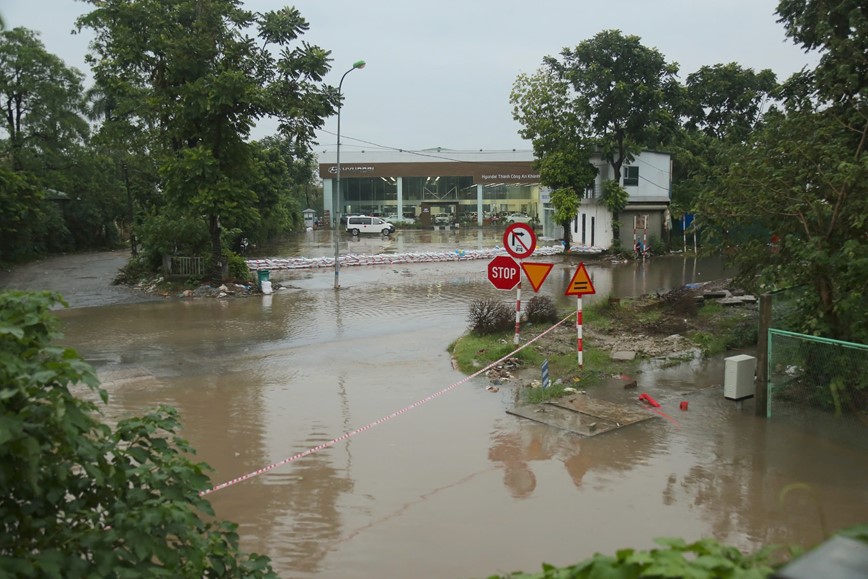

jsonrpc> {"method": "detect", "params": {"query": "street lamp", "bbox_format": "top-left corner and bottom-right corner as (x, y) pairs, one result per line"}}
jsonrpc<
(334, 59), (366, 289)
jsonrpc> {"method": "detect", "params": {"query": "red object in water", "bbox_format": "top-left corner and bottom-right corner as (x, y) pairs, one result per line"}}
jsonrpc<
(680, 400), (689, 411)
(638, 393), (661, 408)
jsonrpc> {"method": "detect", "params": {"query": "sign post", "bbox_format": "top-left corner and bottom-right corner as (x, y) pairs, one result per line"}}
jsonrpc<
(564, 262), (596, 368)
(502, 223), (537, 344)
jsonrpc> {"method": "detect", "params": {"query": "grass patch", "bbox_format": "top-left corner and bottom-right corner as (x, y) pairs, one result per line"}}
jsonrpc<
(697, 301), (725, 318)
(448, 333), (535, 374)
(691, 305), (759, 355)
(582, 299), (618, 332)
(523, 383), (571, 404)
(451, 324), (640, 405)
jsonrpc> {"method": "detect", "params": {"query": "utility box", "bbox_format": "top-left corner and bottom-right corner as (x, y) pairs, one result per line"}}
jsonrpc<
(256, 269), (270, 288)
(724, 354), (757, 400)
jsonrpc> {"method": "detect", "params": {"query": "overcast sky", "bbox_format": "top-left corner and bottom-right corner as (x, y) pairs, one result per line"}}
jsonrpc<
(3, 0), (817, 154)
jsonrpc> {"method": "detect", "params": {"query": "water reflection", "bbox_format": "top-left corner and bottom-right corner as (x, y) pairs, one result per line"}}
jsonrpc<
(48, 245), (868, 578)
(488, 417), (667, 498)
(670, 393), (868, 550)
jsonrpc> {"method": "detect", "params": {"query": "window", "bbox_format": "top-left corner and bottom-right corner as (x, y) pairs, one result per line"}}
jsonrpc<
(623, 166), (639, 187)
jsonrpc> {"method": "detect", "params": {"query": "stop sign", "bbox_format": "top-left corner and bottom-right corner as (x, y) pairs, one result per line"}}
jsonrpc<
(488, 255), (521, 290)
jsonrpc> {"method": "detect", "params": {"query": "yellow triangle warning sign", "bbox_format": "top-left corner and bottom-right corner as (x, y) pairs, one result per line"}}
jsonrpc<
(521, 262), (553, 292)
(565, 262), (596, 296)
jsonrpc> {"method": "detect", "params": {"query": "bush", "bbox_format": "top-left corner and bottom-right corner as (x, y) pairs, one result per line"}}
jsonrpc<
(525, 295), (559, 324)
(648, 234), (666, 256)
(225, 252), (250, 282)
(468, 297), (514, 335)
(113, 255), (155, 285)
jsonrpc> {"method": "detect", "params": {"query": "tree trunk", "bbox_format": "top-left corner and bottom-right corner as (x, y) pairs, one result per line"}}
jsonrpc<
(815, 274), (840, 338)
(208, 213), (222, 284)
(561, 220), (572, 253)
(611, 157), (623, 244)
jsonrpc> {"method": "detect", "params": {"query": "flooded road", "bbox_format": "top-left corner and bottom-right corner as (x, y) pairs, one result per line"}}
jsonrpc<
(51, 230), (868, 578)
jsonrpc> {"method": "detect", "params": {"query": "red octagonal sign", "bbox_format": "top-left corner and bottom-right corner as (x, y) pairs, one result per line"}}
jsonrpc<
(488, 255), (521, 290)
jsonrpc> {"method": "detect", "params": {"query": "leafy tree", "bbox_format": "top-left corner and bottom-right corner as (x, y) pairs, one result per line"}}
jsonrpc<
(78, 2), (337, 282)
(0, 291), (276, 577)
(0, 27), (89, 173)
(513, 30), (680, 245)
(704, 106), (867, 342)
(695, 0), (868, 342)
(0, 167), (71, 264)
(683, 63), (778, 142)
(548, 188), (580, 248)
(537, 151), (597, 251)
(511, 68), (597, 250)
(671, 63), (778, 219)
(544, 30), (680, 185)
(776, 0), (867, 104)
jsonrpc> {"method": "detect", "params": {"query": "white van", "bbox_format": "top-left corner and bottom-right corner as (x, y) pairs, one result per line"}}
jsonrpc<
(345, 215), (396, 236)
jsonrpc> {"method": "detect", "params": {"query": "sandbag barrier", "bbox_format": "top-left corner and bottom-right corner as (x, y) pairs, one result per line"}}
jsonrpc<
(246, 244), (603, 271)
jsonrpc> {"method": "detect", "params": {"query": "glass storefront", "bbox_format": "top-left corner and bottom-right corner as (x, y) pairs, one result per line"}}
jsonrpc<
(340, 177), (536, 220)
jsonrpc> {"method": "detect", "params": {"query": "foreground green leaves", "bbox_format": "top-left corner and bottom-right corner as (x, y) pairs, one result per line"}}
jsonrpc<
(488, 537), (785, 579)
(0, 291), (275, 577)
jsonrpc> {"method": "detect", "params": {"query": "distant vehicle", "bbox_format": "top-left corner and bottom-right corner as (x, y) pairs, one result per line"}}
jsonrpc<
(385, 213), (416, 225)
(433, 214), (453, 225)
(505, 213), (534, 225)
(346, 215), (396, 236)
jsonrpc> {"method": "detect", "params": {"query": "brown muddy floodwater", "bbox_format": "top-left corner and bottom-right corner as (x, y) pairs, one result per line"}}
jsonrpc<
(48, 230), (868, 578)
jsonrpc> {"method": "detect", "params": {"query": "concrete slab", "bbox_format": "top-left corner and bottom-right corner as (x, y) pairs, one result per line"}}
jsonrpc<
(507, 396), (656, 437)
(611, 351), (637, 361)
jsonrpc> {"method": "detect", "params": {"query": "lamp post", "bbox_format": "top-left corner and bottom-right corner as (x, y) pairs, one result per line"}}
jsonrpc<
(334, 59), (366, 289)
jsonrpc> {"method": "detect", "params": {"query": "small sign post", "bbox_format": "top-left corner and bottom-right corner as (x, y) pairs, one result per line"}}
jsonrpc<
(541, 359), (550, 389)
(502, 224), (537, 344)
(564, 262), (597, 368)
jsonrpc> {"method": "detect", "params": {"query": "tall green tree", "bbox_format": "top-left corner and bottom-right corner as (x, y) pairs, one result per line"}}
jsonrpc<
(0, 167), (71, 263)
(671, 63), (778, 218)
(683, 63), (778, 142)
(0, 27), (89, 173)
(0, 291), (276, 576)
(705, 107), (867, 341)
(776, 0), (867, 104)
(514, 30), (680, 244)
(699, 1), (867, 342)
(544, 30), (680, 185)
(511, 68), (596, 250)
(78, 2), (337, 282)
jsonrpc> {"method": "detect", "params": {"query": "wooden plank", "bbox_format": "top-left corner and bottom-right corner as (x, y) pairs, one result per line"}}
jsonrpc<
(549, 396), (655, 426)
(507, 396), (657, 437)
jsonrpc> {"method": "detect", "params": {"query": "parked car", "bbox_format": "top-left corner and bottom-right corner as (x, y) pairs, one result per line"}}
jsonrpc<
(433, 214), (453, 225)
(385, 214), (416, 225)
(346, 215), (395, 236)
(505, 213), (534, 225)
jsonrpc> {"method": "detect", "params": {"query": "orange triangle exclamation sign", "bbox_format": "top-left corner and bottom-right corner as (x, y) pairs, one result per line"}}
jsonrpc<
(521, 262), (554, 292)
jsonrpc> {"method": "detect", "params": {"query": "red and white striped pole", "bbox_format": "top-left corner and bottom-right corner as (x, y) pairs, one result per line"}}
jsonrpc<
(513, 277), (522, 345)
(643, 214), (648, 258)
(576, 295), (583, 368)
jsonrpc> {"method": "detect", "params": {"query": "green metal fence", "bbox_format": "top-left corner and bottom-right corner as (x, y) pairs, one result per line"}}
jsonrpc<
(767, 328), (868, 420)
